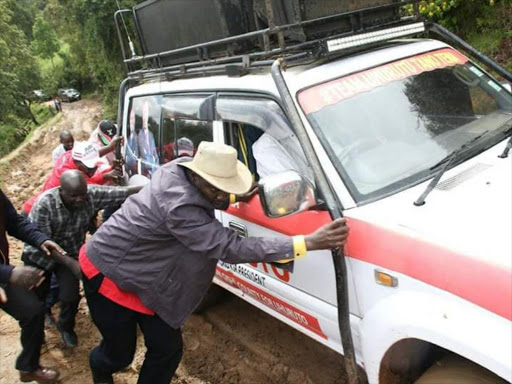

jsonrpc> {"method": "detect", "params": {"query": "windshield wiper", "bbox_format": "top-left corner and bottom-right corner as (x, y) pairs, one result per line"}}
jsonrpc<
(414, 130), (490, 206)
(498, 131), (512, 158)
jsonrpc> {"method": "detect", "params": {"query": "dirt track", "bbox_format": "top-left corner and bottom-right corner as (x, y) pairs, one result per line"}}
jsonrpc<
(0, 99), (346, 384)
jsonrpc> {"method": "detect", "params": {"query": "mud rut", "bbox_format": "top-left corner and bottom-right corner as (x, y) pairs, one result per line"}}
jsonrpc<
(0, 99), (346, 384)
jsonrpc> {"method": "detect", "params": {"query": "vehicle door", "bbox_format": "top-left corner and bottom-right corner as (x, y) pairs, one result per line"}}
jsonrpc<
(213, 92), (361, 345)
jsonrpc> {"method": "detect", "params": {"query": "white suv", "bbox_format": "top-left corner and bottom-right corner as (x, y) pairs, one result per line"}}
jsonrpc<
(115, 2), (512, 383)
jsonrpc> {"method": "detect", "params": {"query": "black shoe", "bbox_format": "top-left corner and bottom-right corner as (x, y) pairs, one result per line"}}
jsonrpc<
(92, 370), (114, 384)
(57, 325), (78, 348)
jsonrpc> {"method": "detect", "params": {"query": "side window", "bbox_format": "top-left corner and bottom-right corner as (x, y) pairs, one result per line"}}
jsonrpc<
(126, 93), (214, 178)
(126, 95), (162, 178)
(217, 95), (314, 185)
(160, 112), (213, 164)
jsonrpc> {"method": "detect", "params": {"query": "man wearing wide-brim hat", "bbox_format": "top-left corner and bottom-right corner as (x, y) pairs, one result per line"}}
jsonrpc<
(79, 141), (349, 384)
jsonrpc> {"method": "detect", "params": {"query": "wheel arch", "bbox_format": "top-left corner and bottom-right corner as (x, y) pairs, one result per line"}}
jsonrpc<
(359, 291), (511, 384)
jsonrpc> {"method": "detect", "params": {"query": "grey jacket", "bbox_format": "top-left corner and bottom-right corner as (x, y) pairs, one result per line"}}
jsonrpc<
(86, 159), (294, 328)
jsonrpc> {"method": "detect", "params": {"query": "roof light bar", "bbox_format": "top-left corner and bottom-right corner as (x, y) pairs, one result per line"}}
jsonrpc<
(327, 22), (425, 52)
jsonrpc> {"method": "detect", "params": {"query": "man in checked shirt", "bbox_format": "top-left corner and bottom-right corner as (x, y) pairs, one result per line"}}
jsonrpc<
(21, 170), (142, 349)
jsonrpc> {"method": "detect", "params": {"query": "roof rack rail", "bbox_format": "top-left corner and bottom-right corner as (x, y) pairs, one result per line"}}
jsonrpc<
(115, 0), (423, 79)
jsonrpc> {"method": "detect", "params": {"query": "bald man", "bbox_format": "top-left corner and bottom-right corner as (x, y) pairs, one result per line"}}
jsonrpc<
(52, 131), (75, 164)
(22, 170), (142, 348)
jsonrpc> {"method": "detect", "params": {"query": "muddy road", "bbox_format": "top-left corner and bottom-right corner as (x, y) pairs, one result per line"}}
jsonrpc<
(0, 99), (346, 384)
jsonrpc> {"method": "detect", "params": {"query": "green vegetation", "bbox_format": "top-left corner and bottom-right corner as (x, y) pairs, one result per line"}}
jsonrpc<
(0, 0), (511, 158)
(32, 14), (60, 68)
(0, 102), (57, 158)
(415, 0), (512, 72)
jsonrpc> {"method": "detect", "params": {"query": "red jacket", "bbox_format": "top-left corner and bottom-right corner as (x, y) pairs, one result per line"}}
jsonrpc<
(23, 151), (111, 214)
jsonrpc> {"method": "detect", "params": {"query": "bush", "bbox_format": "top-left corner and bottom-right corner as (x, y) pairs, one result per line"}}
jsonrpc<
(31, 102), (54, 124)
(0, 103), (55, 158)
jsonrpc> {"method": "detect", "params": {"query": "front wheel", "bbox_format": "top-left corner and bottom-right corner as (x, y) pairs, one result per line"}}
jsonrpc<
(415, 355), (508, 384)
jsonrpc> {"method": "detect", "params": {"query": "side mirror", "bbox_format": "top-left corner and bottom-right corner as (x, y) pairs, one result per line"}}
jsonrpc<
(502, 83), (512, 93)
(258, 171), (317, 218)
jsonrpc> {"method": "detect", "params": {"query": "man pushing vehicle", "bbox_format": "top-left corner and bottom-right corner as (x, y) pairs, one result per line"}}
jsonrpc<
(79, 141), (349, 384)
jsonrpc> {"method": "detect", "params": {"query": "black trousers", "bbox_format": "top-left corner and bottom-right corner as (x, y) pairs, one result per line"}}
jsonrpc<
(82, 273), (183, 384)
(27, 262), (80, 332)
(0, 283), (45, 372)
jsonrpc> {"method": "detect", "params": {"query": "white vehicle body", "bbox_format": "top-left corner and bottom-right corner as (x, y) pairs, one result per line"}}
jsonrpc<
(120, 39), (512, 383)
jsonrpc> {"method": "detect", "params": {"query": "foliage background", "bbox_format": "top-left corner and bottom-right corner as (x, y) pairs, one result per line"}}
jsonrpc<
(0, 0), (511, 157)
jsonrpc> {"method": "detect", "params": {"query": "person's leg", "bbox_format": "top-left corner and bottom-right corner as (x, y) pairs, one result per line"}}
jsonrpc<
(83, 275), (137, 383)
(44, 273), (60, 328)
(137, 315), (183, 384)
(1, 284), (45, 372)
(46, 273), (60, 309)
(54, 264), (80, 346)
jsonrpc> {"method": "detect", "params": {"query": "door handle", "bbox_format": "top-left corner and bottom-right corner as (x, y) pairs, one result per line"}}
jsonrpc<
(229, 221), (248, 238)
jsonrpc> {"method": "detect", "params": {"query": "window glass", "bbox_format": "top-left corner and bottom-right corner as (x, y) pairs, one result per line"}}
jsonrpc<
(126, 95), (162, 178)
(176, 119), (213, 155)
(160, 113), (213, 164)
(217, 96), (314, 184)
(298, 48), (512, 203)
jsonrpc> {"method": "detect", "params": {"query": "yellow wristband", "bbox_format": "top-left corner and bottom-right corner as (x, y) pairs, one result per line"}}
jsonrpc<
(229, 194), (236, 204)
(292, 235), (307, 259)
(274, 235), (307, 264)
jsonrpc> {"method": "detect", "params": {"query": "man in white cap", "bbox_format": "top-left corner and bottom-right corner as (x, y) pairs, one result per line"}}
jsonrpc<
(80, 141), (349, 384)
(22, 142), (121, 214)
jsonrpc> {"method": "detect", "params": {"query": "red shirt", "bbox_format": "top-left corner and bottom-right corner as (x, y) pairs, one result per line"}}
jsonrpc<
(79, 245), (154, 315)
(23, 152), (111, 214)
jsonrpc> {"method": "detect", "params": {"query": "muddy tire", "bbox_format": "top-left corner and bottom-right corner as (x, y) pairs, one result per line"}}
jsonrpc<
(415, 355), (508, 384)
(193, 284), (226, 314)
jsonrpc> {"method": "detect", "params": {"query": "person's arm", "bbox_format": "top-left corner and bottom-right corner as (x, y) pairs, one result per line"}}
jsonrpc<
(167, 205), (349, 264)
(98, 136), (123, 158)
(0, 264), (14, 285)
(3, 190), (49, 248)
(89, 185), (142, 211)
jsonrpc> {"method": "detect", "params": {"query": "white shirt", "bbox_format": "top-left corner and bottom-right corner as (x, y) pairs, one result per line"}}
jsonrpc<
(253, 133), (314, 184)
(52, 144), (67, 164)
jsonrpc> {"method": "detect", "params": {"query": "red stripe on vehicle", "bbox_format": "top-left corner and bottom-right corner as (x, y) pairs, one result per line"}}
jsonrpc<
(345, 218), (512, 321)
(216, 266), (328, 339)
(227, 200), (512, 321)
(227, 196), (332, 236)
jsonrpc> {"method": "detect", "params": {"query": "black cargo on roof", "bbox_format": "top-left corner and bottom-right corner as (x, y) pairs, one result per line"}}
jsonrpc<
(134, 0), (254, 66)
(132, 0), (400, 66)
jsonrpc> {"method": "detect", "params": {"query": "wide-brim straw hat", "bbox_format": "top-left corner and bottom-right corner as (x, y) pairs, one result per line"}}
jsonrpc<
(179, 141), (252, 195)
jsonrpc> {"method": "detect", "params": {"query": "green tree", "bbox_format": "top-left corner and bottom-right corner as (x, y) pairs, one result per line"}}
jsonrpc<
(32, 14), (60, 69)
(0, 0), (41, 125)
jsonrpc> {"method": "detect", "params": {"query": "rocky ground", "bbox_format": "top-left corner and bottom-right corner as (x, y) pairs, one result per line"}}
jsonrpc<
(0, 99), (346, 383)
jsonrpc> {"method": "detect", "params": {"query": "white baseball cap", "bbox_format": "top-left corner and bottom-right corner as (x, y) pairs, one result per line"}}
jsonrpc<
(72, 141), (100, 168)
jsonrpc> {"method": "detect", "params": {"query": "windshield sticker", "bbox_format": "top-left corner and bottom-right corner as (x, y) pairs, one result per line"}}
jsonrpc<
(488, 80), (504, 93)
(299, 48), (468, 115)
(469, 65), (484, 77)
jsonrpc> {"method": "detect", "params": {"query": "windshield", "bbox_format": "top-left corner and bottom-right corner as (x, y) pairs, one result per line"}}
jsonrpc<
(298, 48), (512, 203)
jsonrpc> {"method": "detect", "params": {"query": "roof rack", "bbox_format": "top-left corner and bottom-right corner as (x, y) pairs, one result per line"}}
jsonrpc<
(115, 0), (423, 79)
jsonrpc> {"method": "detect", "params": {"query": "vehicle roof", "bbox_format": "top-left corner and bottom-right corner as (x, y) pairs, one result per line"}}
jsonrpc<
(125, 39), (450, 99)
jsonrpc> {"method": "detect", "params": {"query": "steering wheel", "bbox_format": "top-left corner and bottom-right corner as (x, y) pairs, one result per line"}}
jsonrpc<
(335, 137), (383, 165)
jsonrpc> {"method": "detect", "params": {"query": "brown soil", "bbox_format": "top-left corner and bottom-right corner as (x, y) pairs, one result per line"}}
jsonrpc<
(0, 99), (346, 384)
